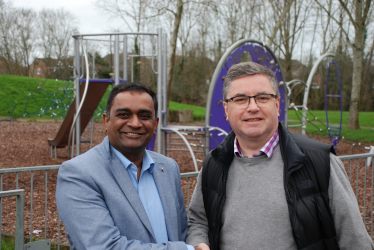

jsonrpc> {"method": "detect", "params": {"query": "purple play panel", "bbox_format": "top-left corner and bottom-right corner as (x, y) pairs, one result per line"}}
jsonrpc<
(208, 44), (286, 151)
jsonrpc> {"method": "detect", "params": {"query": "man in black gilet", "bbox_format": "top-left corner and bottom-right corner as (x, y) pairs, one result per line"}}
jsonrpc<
(186, 62), (373, 250)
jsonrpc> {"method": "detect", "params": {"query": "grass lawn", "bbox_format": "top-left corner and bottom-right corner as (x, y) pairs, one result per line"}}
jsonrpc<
(0, 74), (74, 118)
(288, 110), (374, 143)
(0, 74), (111, 119)
(169, 101), (206, 121)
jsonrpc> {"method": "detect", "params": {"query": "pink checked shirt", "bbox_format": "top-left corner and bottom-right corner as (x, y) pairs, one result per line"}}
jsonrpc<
(234, 129), (279, 159)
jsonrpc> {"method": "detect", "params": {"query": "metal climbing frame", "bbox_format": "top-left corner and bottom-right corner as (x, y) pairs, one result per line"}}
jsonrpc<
(70, 29), (168, 157)
(325, 61), (343, 150)
(301, 53), (335, 136)
(160, 125), (228, 172)
(285, 79), (308, 129)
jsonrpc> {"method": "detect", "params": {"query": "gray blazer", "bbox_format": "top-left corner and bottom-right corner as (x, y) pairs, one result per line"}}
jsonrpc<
(56, 136), (188, 250)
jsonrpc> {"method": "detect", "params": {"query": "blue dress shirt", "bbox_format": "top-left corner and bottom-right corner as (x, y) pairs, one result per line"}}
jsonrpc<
(111, 145), (169, 243)
(111, 145), (194, 249)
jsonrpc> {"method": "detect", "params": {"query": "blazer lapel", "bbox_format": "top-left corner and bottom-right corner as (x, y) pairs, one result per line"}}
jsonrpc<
(152, 162), (179, 241)
(108, 150), (156, 242)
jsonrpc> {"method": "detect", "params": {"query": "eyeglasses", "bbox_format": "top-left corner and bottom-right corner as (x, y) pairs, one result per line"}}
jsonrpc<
(225, 94), (276, 107)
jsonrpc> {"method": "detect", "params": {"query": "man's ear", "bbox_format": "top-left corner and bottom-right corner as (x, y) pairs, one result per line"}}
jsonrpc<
(103, 113), (109, 128)
(276, 97), (280, 117)
(153, 117), (159, 135)
(223, 101), (229, 121)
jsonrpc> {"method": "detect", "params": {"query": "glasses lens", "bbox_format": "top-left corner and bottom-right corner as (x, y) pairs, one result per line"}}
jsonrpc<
(255, 94), (273, 104)
(232, 96), (249, 106)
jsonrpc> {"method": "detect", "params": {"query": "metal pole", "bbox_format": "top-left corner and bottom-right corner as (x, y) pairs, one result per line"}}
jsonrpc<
(131, 57), (134, 82)
(283, 80), (289, 128)
(74, 37), (81, 156)
(162, 33), (168, 155)
(15, 190), (25, 250)
(163, 33), (168, 127)
(157, 28), (162, 154)
(29, 171), (33, 242)
(93, 54), (96, 79)
(44, 170), (48, 239)
(302, 53), (334, 136)
(123, 35), (128, 81)
(114, 35), (120, 86)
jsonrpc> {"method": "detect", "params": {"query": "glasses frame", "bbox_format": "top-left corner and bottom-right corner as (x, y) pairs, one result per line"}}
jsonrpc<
(225, 93), (277, 107)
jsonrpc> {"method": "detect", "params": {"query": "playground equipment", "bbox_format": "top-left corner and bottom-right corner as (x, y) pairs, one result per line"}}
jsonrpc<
(48, 29), (168, 158)
(47, 80), (111, 157)
(286, 53), (344, 150)
(205, 38), (286, 152)
(325, 61), (343, 150)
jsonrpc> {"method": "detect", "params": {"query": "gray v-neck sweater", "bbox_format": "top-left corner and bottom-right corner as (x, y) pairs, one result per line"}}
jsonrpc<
(220, 147), (297, 249)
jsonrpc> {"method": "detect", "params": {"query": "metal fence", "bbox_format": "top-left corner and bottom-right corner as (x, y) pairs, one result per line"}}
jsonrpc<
(0, 189), (24, 250)
(0, 153), (373, 249)
(339, 152), (374, 239)
(0, 165), (63, 249)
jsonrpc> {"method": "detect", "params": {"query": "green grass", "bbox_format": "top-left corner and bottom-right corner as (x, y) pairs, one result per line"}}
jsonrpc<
(0, 74), (111, 120)
(288, 110), (374, 128)
(0, 74), (74, 118)
(1, 237), (14, 250)
(169, 101), (206, 120)
(288, 110), (374, 143)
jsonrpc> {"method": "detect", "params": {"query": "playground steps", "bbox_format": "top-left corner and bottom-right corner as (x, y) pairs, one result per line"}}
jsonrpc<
(48, 81), (110, 148)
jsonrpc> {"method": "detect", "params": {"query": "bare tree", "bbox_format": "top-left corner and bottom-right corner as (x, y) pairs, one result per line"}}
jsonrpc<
(0, 4), (25, 75)
(95, 0), (152, 32)
(38, 8), (77, 62)
(261, 0), (311, 80)
(267, 0), (297, 48)
(315, 0), (374, 129)
(18, 8), (37, 76)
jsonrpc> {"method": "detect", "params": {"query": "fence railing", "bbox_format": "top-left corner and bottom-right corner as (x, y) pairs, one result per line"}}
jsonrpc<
(0, 189), (25, 250)
(0, 165), (62, 248)
(0, 153), (373, 248)
(339, 152), (374, 239)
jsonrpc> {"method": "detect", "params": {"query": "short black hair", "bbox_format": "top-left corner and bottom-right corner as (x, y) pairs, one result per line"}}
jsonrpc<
(105, 82), (158, 119)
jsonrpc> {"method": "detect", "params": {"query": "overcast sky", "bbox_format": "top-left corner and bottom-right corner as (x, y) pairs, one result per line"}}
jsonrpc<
(11, 0), (125, 34)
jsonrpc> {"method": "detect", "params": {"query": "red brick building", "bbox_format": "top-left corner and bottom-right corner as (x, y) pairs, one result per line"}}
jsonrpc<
(29, 58), (73, 79)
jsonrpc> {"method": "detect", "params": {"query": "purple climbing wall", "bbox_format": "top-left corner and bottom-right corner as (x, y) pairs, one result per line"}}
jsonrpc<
(208, 44), (286, 151)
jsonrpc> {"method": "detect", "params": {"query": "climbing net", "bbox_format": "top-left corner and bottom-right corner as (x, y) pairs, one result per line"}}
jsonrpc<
(0, 63), (109, 121)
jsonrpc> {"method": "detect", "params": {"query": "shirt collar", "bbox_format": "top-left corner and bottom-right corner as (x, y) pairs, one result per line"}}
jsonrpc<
(234, 129), (279, 159)
(110, 144), (155, 173)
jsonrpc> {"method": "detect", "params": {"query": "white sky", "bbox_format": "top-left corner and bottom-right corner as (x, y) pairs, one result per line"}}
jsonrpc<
(11, 0), (125, 34)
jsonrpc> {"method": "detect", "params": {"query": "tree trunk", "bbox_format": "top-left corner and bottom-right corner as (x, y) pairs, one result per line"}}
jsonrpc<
(348, 0), (365, 130)
(166, 0), (183, 108)
(268, 0), (296, 48)
(348, 41), (363, 129)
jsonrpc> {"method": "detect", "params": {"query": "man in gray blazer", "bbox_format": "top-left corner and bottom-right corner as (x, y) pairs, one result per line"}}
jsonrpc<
(56, 82), (199, 250)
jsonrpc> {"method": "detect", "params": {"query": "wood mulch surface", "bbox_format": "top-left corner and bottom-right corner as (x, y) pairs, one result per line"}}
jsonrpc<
(0, 120), (372, 244)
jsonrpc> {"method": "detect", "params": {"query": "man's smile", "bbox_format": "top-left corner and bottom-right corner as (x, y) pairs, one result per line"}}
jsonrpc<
(246, 118), (262, 121)
(123, 132), (145, 135)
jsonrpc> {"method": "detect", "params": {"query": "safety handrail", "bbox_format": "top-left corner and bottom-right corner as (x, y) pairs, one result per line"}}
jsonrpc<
(68, 38), (90, 158)
(160, 127), (199, 172)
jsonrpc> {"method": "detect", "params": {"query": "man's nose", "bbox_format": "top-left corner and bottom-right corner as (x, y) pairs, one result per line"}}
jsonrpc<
(128, 115), (142, 127)
(246, 97), (259, 111)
